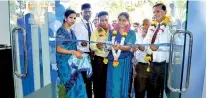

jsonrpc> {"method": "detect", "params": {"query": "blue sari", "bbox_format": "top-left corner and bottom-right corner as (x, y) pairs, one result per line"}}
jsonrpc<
(56, 26), (88, 98)
(106, 30), (136, 98)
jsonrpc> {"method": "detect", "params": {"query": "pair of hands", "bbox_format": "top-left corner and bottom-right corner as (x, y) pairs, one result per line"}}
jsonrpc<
(133, 45), (159, 51)
(97, 44), (159, 51)
(96, 43), (104, 50)
(81, 42), (88, 47)
(96, 43), (120, 51)
(150, 45), (159, 51)
(133, 46), (145, 51)
(112, 44), (121, 50)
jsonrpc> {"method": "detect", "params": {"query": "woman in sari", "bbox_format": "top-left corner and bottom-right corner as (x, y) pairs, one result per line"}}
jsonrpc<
(106, 12), (136, 98)
(56, 10), (88, 98)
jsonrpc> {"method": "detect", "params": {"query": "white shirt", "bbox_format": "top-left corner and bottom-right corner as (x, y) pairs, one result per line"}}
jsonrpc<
(134, 32), (147, 63)
(72, 18), (93, 52)
(144, 22), (176, 63)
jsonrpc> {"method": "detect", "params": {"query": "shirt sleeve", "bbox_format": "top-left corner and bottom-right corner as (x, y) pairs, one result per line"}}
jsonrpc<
(56, 28), (65, 46)
(90, 30), (98, 52)
(72, 23), (82, 47)
(125, 30), (136, 45)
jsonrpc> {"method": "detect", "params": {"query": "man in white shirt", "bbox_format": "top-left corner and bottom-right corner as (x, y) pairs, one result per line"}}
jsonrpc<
(142, 19), (151, 38)
(129, 22), (141, 96)
(72, 3), (93, 98)
(139, 3), (174, 98)
(133, 19), (151, 98)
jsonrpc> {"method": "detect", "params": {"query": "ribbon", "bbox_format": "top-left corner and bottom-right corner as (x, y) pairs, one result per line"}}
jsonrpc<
(52, 39), (177, 47)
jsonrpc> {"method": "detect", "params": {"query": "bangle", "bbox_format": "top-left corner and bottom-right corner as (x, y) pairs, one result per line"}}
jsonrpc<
(71, 50), (75, 55)
(130, 47), (133, 52)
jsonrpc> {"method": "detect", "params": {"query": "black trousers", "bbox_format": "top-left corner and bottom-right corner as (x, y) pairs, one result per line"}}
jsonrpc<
(81, 52), (94, 98)
(92, 55), (108, 98)
(81, 71), (92, 98)
(134, 62), (149, 98)
(147, 62), (167, 98)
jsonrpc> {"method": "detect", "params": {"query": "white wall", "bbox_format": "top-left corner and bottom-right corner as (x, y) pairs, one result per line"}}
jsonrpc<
(0, 1), (10, 46)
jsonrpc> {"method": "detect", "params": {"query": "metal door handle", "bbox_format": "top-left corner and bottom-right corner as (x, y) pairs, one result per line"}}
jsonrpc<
(12, 27), (28, 78)
(0, 44), (11, 50)
(168, 30), (193, 92)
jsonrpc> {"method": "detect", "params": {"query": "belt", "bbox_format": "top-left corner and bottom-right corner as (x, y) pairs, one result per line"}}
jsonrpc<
(138, 62), (148, 65)
(152, 61), (166, 65)
(84, 52), (91, 54)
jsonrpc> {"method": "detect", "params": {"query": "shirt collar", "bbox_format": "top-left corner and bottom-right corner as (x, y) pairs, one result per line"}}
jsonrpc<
(81, 18), (90, 24)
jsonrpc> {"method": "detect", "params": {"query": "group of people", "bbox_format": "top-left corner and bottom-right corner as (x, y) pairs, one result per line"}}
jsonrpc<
(56, 2), (174, 98)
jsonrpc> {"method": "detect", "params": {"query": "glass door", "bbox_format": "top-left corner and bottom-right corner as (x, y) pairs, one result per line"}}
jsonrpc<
(9, 0), (191, 98)
(163, 1), (192, 98)
(164, 29), (193, 98)
(9, 1), (58, 97)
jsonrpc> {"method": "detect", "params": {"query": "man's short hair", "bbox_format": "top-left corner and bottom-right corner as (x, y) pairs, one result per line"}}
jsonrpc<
(81, 3), (91, 10)
(153, 3), (166, 11)
(133, 22), (140, 26)
(142, 19), (150, 25)
(98, 11), (108, 18)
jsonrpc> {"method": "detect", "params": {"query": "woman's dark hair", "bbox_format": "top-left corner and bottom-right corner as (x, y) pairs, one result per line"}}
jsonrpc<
(118, 12), (130, 24)
(133, 22), (140, 26)
(63, 10), (76, 23)
(118, 12), (129, 21)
